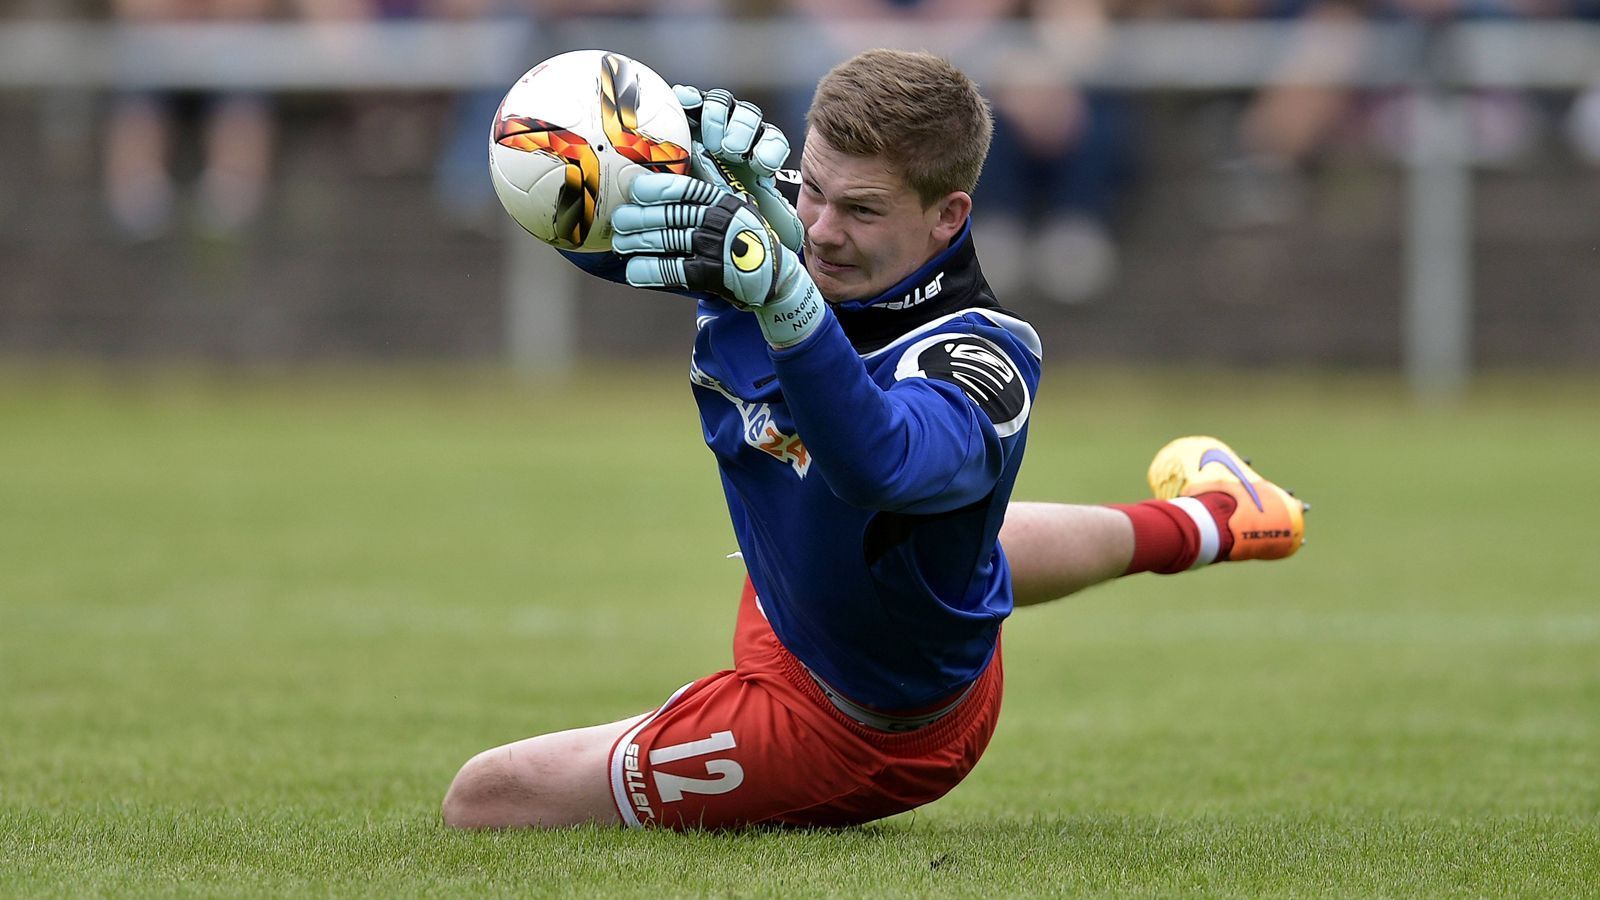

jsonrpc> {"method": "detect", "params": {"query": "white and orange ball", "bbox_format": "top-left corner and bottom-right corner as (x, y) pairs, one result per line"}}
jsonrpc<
(489, 49), (692, 252)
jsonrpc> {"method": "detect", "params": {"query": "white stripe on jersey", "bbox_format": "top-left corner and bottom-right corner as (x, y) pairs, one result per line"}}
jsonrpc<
(859, 307), (1043, 362)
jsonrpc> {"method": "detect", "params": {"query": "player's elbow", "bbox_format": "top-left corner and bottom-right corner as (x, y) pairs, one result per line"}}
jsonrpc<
(815, 447), (930, 510)
(825, 449), (1003, 513)
(820, 455), (944, 510)
(823, 463), (981, 512)
(824, 469), (898, 510)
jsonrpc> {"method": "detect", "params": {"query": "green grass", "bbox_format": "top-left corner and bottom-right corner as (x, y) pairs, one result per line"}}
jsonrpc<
(2, 364), (1597, 896)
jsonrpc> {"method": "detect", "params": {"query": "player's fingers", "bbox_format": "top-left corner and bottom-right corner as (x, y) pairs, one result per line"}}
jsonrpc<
(685, 142), (743, 197)
(626, 171), (721, 207)
(748, 123), (790, 176)
(718, 100), (765, 160)
(612, 201), (708, 234)
(699, 88), (735, 161)
(624, 255), (689, 290)
(751, 187), (804, 252)
(686, 144), (720, 189)
(672, 84), (704, 125)
(612, 226), (695, 256)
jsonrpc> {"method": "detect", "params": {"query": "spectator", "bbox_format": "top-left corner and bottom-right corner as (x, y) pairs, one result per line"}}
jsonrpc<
(429, 0), (537, 230)
(976, 0), (1135, 304)
(780, 0), (1014, 134)
(1563, 0), (1600, 161)
(782, 0), (1134, 304)
(1367, 0), (1543, 166)
(103, 0), (280, 240)
(535, 0), (733, 95)
(1209, 0), (1549, 229)
(1216, 0), (1366, 228)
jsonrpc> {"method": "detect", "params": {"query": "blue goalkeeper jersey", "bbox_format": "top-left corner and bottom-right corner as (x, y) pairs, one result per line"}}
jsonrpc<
(565, 221), (1041, 712)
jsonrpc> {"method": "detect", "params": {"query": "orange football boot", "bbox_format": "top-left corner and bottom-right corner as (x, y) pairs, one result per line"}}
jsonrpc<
(1147, 436), (1307, 562)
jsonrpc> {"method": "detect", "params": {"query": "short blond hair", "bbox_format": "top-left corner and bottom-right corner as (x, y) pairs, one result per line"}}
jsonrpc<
(806, 49), (993, 207)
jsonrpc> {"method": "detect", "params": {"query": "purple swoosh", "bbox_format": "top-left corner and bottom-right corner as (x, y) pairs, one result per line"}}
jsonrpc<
(1200, 448), (1264, 511)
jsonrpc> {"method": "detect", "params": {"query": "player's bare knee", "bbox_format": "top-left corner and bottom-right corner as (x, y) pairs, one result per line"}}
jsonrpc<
(441, 749), (519, 829)
(439, 753), (484, 829)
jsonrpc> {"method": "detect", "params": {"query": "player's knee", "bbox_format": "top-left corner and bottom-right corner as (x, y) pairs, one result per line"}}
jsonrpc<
(441, 749), (520, 829)
(442, 723), (627, 829)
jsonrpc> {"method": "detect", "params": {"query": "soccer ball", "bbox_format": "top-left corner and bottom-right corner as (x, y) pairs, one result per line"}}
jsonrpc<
(489, 49), (692, 252)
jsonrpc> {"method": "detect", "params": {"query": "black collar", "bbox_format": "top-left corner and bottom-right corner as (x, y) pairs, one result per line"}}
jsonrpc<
(810, 222), (1008, 355)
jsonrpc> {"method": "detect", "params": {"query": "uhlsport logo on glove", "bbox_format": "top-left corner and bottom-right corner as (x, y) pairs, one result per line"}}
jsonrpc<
(731, 231), (767, 273)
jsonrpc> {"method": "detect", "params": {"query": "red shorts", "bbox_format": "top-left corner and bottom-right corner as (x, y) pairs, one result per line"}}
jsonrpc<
(607, 580), (1004, 829)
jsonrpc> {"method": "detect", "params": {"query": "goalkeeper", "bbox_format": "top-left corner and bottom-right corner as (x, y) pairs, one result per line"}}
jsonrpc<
(443, 49), (1307, 829)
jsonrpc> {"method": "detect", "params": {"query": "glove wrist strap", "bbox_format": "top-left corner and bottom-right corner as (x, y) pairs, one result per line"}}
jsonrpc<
(755, 264), (825, 348)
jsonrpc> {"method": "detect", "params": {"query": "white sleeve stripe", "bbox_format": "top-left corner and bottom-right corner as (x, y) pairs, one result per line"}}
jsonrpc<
(858, 307), (1042, 362)
(608, 681), (696, 828)
(890, 332), (1031, 438)
(1169, 496), (1222, 569)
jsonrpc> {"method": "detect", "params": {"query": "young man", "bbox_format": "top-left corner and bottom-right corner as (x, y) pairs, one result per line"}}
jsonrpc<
(442, 49), (1306, 830)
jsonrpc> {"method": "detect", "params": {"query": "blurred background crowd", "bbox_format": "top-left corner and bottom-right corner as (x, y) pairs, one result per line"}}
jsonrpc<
(1, 0), (1597, 370)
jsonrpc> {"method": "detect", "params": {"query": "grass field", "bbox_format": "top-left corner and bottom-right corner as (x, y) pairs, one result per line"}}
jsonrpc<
(2, 364), (1596, 896)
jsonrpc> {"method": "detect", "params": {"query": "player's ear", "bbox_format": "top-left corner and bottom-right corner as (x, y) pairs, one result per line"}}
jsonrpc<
(929, 191), (971, 243)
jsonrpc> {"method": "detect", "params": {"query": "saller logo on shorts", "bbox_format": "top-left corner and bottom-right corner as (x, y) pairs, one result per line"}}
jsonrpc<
(623, 742), (655, 823)
(893, 333), (1031, 438)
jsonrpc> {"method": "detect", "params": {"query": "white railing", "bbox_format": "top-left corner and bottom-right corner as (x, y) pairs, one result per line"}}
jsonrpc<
(6, 20), (1599, 91)
(7, 18), (1599, 395)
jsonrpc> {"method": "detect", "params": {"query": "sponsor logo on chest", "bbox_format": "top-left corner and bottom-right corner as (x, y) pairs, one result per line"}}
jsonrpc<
(691, 364), (811, 477)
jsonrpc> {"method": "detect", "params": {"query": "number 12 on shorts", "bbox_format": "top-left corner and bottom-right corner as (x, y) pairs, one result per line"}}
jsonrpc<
(648, 730), (744, 802)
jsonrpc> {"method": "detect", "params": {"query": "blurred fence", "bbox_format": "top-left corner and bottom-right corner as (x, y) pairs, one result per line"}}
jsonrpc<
(3, 18), (1599, 395)
(8, 18), (1600, 92)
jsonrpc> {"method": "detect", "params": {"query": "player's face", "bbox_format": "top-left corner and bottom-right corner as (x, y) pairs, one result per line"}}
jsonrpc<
(797, 135), (971, 303)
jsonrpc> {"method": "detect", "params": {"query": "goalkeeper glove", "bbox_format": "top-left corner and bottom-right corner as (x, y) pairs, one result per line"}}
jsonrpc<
(614, 173), (824, 349)
(673, 85), (803, 253)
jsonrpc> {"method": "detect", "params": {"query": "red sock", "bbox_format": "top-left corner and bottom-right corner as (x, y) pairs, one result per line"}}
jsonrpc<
(1110, 494), (1237, 575)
